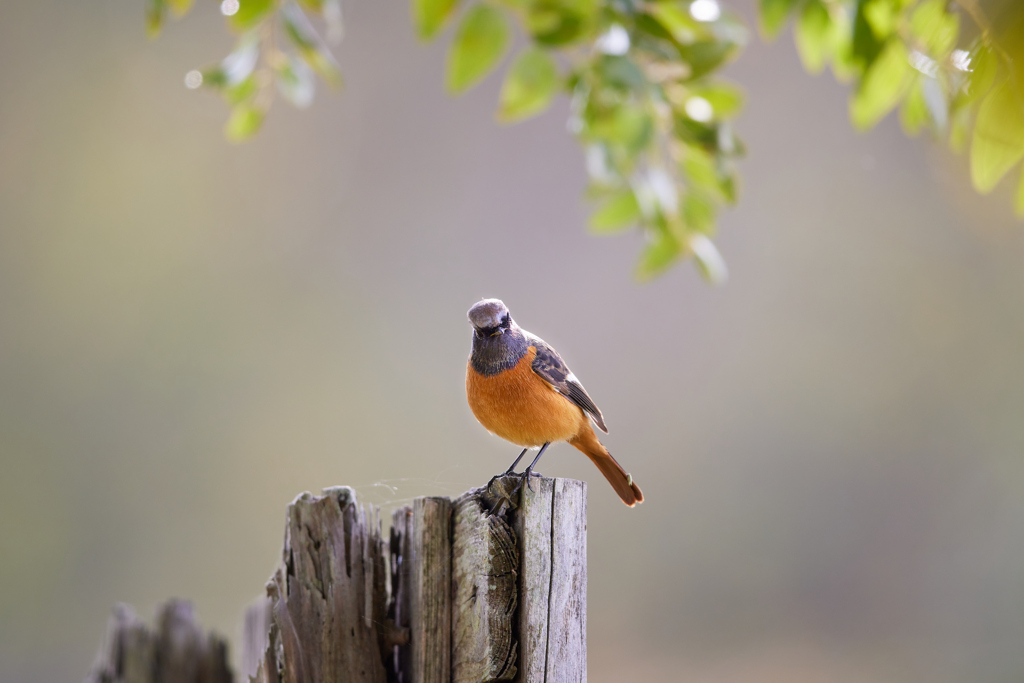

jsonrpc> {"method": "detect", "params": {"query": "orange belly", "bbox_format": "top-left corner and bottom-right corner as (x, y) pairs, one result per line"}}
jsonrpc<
(466, 346), (587, 448)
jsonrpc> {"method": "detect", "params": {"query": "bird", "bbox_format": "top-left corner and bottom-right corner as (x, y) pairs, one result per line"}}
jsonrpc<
(465, 298), (643, 507)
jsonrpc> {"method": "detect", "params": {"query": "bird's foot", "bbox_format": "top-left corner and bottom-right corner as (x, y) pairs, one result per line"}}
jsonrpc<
(520, 467), (543, 493)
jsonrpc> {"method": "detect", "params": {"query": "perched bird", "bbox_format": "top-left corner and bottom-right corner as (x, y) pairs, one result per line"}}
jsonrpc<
(465, 298), (644, 507)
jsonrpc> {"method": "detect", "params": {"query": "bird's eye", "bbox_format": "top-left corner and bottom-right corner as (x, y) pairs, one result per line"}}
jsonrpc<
(501, 314), (510, 328)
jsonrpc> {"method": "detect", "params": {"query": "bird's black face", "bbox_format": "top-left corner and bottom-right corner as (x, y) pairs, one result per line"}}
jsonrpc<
(467, 298), (528, 375)
(474, 312), (512, 339)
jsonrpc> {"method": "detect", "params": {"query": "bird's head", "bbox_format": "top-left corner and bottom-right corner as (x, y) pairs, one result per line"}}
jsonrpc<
(468, 298), (513, 338)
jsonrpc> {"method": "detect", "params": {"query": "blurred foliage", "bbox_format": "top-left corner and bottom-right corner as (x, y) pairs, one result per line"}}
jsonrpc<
(761, 0), (1024, 217)
(149, 0), (1024, 280)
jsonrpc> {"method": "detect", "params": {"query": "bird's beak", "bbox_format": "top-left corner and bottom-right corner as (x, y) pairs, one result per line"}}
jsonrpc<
(489, 328), (504, 337)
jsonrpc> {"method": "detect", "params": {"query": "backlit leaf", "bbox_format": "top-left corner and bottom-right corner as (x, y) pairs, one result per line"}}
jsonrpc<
(635, 228), (682, 280)
(795, 0), (833, 73)
(446, 4), (510, 94)
(689, 82), (744, 119)
(146, 0), (166, 38)
(166, 0), (195, 16)
(589, 189), (641, 233)
(759, 0), (799, 39)
(682, 193), (716, 234)
(909, 0), (958, 58)
(224, 103), (265, 142)
(863, 0), (896, 40)
(230, 0), (275, 32)
(497, 47), (559, 123)
(677, 40), (739, 81)
(850, 38), (911, 130)
(413, 0), (460, 40)
(970, 78), (1024, 193)
(648, 3), (703, 44)
(1016, 166), (1024, 218)
(963, 41), (996, 105)
(900, 76), (928, 135)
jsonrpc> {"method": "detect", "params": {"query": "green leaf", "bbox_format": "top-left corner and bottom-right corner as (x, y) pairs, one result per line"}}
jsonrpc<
(677, 40), (740, 81)
(648, 3), (703, 44)
(970, 78), (1024, 193)
(759, 0), (799, 39)
(909, 0), (958, 58)
(497, 48), (560, 122)
(413, 0), (460, 40)
(224, 103), (266, 142)
(635, 229), (682, 281)
(682, 193), (716, 233)
(681, 145), (718, 187)
(591, 105), (654, 155)
(146, 0), (165, 38)
(166, 0), (195, 15)
(850, 38), (911, 130)
(589, 189), (641, 233)
(949, 104), (970, 153)
(963, 40), (997, 105)
(689, 82), (744, 119)
(1016, 166), (1024, 218)
(595, 55), (646, 93)
(795, 0), (833, 73)
(900, 76), (928, 135)
(224, 73), (260, 104)
(282, 3), (343, 88)
(851, 0), (884, 69)
(899, 76), (929, 135)
(446, 4), (510, 94)
(863, 0), (896, 40)
(230, 0), (276, 32)
(525, 1), (587, 47)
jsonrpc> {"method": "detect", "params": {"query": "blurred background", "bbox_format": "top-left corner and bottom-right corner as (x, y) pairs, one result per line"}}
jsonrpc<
(2, 0), (1024, 681)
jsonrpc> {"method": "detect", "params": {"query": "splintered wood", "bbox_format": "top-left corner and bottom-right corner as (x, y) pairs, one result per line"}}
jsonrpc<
(251, 486), (391, 683)
(89, 477), (587, 683)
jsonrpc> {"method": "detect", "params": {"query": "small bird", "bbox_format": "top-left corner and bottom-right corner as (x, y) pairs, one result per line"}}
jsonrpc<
(465, 298), (643, 506)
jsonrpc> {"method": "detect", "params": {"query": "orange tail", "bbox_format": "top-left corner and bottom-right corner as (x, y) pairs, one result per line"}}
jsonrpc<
(569, 426), (644, 507)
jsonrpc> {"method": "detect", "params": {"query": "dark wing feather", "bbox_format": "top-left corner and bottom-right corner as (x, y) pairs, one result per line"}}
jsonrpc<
(526, 333), (608, 433)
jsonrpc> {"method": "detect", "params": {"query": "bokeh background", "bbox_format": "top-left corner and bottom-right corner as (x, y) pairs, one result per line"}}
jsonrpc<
(2, 0), (1024, 681)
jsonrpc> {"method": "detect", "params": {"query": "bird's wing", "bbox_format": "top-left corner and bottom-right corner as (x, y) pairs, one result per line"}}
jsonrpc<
(526, 332), (608, 433)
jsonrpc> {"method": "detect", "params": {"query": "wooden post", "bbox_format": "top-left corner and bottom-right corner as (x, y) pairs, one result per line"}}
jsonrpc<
(513, 478), (587, 683)
(85, 600), (232, 683)
(250, 486), (392, 683)
(391, 497), (453, 683)
(450, 485), (519, 682)
(89, 477), (587, 683)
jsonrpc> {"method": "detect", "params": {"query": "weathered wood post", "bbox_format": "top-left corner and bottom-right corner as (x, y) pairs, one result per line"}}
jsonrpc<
(86, 476), (587, 683)
(85, 600), (233, 683)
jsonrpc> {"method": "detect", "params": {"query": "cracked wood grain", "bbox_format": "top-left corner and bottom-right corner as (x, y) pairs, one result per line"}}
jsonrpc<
(514, 477), (587, 683)
(451, 486), (519, 682)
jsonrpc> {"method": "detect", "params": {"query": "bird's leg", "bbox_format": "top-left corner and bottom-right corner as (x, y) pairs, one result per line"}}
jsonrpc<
(520, 442), (550, 493)
(504, 448), (529, 475)
(488, 447), (530, 492)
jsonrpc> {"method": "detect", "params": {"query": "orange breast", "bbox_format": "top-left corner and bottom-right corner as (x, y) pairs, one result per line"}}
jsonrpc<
(466, 346), (587, 448)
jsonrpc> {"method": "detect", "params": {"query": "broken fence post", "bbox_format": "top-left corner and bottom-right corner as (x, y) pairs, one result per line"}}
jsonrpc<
(88, 476), (587, 683)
